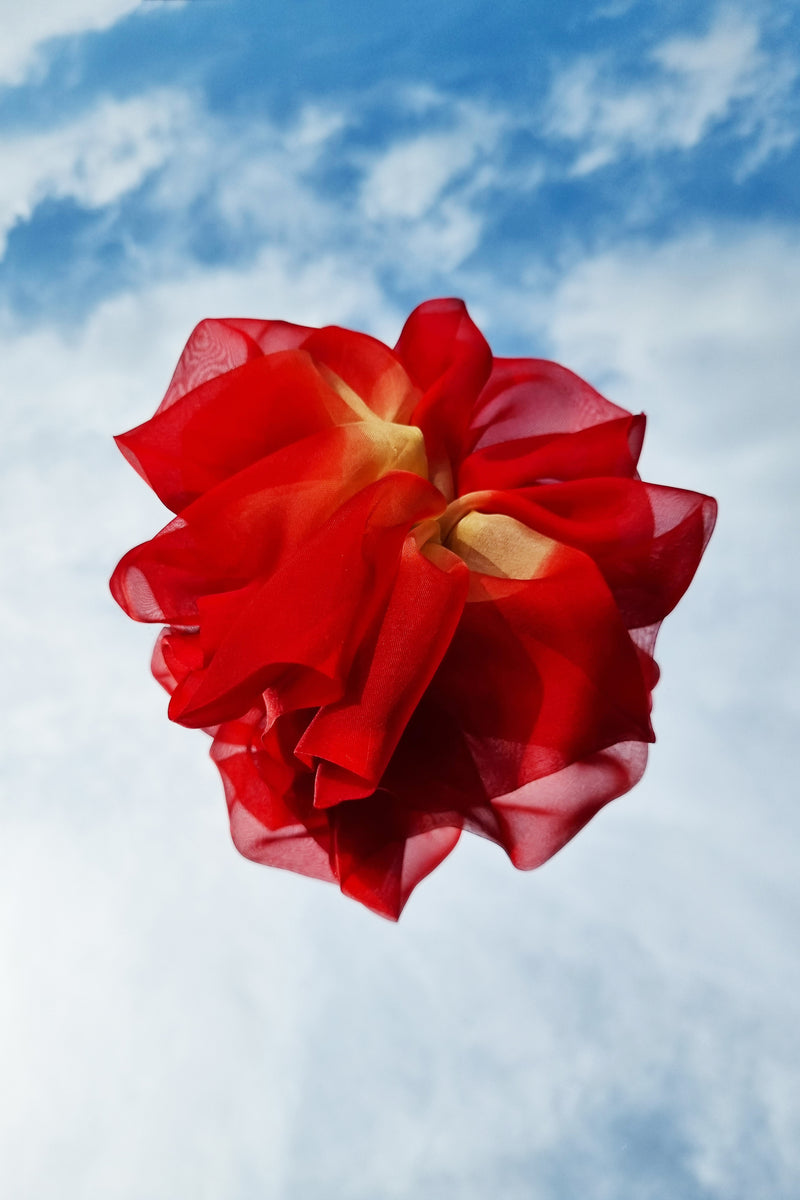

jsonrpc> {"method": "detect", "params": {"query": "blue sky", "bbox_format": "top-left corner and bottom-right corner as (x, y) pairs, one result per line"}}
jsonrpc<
(1, 2), (798, 1198)
(2, 0), (798, 333)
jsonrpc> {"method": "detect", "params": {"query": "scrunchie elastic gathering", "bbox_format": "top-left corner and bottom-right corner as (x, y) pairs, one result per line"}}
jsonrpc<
(111, 298), (716, 919)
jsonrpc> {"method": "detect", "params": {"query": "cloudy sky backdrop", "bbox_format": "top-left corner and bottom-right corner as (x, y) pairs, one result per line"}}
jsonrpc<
(1, 1), (798, 1197)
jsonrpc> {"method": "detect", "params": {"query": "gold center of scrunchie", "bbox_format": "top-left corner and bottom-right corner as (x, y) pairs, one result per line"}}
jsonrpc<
(414, 493), (557, 581)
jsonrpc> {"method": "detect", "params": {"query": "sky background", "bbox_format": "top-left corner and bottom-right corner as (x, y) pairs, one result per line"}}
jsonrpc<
(1, 1), (798, 1197)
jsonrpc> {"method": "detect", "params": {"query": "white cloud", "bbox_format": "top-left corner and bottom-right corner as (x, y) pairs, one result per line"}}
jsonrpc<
(0, 90), (193, 258)
(353, 100), (511, 277)
(0, 81), (511, 293)
(0, 0), (145, 85)
(398, 198), (485, 274)
(546, 10), (799, 175)
(362, 131), (481, 222)
(361, 102), (506, 221)
(284, 103), (348, 152)
(174, 104), (349, 249)
(0, 244), (398, 442)
(543, 226), (800, 449)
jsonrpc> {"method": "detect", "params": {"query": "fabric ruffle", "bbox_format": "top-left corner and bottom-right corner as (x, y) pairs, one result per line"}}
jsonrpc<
(111, 298), (716, 919)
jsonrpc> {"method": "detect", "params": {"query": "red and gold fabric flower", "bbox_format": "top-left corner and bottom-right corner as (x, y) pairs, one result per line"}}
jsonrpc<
(111, 298), (716, 919)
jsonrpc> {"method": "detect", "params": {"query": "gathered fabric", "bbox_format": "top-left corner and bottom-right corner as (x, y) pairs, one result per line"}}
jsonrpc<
(111, 298), (716, 919)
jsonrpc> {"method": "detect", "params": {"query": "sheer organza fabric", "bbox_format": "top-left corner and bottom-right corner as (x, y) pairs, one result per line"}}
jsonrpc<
(111, 299), (716, 919)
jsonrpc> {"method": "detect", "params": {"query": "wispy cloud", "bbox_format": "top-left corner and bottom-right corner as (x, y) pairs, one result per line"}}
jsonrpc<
(355, 98), (511, 274)
(544, 225), (800, 443)
(360, 102), (505, 221)
(0, 87), (525, 312)
(0, 91), (193, 258)
(0, 0), (144, 85)
(545, 10), (799, 176)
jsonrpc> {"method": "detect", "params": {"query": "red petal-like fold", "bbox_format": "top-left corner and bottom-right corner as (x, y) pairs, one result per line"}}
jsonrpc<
(423, 542), (653, 800)
(492, 741), (649, 869)
(473, 481), (717, 628)
(296, 533), (469, 807)
(168, 472), (446, 728)
(371, 546), (654, 881)
(469, 357), (631, 451)
(151, 626), (203, 696)
(158, 316), (313, 414)
(395, 298), (493, 484)
(115, 349), (362, 513)
(332, 795), (462, 920)
(458, 414), (645, 493)
(110, 420), (430, 624)
(300, 326), (420, 423)
(211, 707), (336, 883)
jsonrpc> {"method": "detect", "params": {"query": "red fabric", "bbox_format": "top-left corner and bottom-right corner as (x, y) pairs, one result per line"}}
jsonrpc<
(111, 298), (716, 919)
